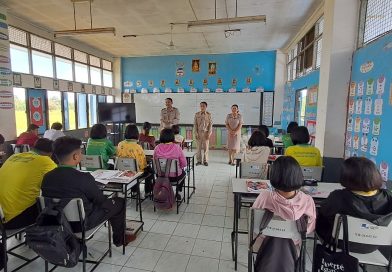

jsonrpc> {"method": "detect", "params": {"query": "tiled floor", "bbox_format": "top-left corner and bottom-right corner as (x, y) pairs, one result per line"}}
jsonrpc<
(5, 150), (384, 272)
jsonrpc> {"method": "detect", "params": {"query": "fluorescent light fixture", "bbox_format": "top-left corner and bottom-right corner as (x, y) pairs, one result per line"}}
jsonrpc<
(70, 0), (93, 3)
(188, 15), (266, 28)
(54, 27), (115, 37)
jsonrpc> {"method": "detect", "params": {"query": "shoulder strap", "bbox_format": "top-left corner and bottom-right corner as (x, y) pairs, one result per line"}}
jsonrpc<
(341, 214), (350, 254)
(164, 159), (172, 177)
(154, 158), (163, 177)
(250, 210), (274, 247)
(295, 215), (308, 272)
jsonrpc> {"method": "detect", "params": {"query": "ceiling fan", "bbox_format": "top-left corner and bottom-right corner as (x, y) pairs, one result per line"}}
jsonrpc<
(156, 23), (176, 50)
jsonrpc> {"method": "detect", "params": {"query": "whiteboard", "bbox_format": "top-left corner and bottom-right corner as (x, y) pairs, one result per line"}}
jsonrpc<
(133, 92), (262, 125)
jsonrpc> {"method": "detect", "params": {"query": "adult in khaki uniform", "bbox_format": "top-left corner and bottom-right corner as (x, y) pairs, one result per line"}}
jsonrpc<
(194, 102), (212, 166)
(160, 97), (180, 130)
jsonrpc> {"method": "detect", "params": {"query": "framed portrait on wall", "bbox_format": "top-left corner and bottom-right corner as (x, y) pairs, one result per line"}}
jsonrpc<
(34, 76), (41, 88)
(13, 73), (22, 86)
(208, 62), (216, 75)
(192, 59), (200, 72)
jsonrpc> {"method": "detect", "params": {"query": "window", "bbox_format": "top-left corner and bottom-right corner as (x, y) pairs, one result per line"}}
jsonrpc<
(13, 88), (27, 135)
(55, 57), (73, 80)
(77, 93), (88, 129)
(9, 26), (28, 46)
(98, 95), (106, 103)
(287, 17), (323, 81)
(30, 35), (52, 53)
(54, 43), (72, 59)
(32, 50), (53, 77)
(294, 89), (308, 126)
(89, 55), (100, 67)
(75, 62), (89, 83)
(103, 70), (113, 87)
(10, 44), (29, 73)
(74, 50), (87, 63)
(107, 96), (114, 103)
(90, 67), (102, 85)
(63, 92), (76, 130)
(88, 94), (97, 126)
(47, 91), (62, 126)
(360, 0), (392, 45)
(102, 60), (112, 70)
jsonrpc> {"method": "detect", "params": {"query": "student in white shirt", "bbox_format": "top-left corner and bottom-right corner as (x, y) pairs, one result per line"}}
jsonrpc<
(43, 122), (65, 141)
(243, 130), (270, 164)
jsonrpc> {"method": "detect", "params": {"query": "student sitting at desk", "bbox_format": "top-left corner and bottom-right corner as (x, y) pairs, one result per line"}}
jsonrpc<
(282, 121), (298, 148)
(284, 126), (322, 166)
(86, 124), (116, 169)
(43, 122), (65, 141)
(42, 136), (133, 246)
(0, 138), (56, 229)
(258, 125), (273, 148)
(16, 124), (40, 148)
(316, 157), (392, 253)
(243, 130), (270, 164)
(154, 128), (187, 200)
(172, 125), (184, 146)
(139, 122), (156, 149)
(117, 124), (154, 195)
(252, 156), (316, 249)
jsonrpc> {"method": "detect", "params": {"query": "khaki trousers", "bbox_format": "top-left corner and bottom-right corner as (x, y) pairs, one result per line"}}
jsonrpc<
(196, 131), (210, 163)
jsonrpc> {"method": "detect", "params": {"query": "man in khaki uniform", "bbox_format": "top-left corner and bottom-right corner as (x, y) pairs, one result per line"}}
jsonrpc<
(194, 101), (212, 166)
(160, 97), (180, 130)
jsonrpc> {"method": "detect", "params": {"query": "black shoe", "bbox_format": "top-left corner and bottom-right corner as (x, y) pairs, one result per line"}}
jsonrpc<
(196, 162), (202, 166)
(203, 162), (208, 166)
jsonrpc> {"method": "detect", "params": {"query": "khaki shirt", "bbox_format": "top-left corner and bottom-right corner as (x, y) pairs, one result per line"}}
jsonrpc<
(194, 111), (212, 134)
(160, 107), (180, 130)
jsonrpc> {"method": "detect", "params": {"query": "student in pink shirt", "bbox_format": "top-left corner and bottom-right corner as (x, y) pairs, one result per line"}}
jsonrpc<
(154, 128), (187, 200)
(252, 156), (316, 248)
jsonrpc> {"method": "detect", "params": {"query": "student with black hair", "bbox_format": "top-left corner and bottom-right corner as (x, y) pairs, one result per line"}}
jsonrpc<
(117, 125), (154, 195)
(316, 157), (392, 253)
(258, 125), (273, 148)
(172, 125), (184, 145)
(282, 121), (298, 148)
(43, 122), (65, 141)
(42, 136), (133, 247)
(285, 126), (322, 166)
(139, 122), (156, 149)
(252, 156), (316, 248)
(16, 124), (40, 147)
(243, 130), (270, 164)
(154, 129), (187, 200)
(0, 138), (56, 229)
(0, 133), (4, 145)
(86, 124), (116, 169)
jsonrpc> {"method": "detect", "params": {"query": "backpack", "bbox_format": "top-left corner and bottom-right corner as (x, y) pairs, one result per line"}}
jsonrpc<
(25, 199), (81, 267)
(153, 158), (175, 210)
(252, 210), (308, 272)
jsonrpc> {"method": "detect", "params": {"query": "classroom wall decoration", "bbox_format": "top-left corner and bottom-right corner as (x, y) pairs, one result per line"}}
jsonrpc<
(345, 32), (392, 181)
(281, 70), (320, 130)
(121, 51), (276, 93)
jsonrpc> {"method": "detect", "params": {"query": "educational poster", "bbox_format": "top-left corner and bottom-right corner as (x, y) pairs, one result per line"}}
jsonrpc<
(345, 33), (392, 180)
(0, 7), (16, 140)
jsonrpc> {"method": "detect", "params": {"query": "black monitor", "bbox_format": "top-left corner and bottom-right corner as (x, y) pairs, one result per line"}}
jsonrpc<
(98, 103), (136, 123)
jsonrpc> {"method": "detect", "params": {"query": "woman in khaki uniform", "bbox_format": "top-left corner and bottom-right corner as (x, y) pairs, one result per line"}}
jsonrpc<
(194, 102), (212, 166)
(225, 104), (243, 165)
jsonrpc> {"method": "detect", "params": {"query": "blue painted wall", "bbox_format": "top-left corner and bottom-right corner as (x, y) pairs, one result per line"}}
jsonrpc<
(121, 51), (276, 93)
(281, 70), (320, 130)
(345, 32), (392, 181)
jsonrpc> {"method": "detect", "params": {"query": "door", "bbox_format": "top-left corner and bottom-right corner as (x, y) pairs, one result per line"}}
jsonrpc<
(294, 88), (308, 126)
(27, 88), (48, 134)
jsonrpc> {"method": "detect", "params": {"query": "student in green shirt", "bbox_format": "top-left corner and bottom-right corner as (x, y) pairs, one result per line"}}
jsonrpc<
(86, 124), (116, 169)
(282, 121), (298, 148)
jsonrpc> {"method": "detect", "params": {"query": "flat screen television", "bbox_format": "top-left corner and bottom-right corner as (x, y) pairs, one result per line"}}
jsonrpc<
(98, 103), (136, 123)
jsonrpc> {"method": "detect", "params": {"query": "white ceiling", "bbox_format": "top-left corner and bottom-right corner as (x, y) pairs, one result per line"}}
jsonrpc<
(3, 0), (323, 57)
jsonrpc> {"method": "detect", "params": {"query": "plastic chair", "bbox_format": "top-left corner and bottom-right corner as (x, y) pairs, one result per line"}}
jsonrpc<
(37, 197), (112, 272)
(301, 166), (323, 181)
(79, 155), (103, 170)
(248, 208), (308, 272)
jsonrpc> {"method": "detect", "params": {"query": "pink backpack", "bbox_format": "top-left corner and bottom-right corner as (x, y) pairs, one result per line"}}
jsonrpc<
(153, 158), (175, 210)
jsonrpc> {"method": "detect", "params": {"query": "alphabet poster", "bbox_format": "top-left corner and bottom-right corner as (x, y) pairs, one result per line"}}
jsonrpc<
(346, 33), (392, 180)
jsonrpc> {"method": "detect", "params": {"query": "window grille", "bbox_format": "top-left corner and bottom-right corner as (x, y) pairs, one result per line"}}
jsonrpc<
(74, 49), (87, 63)
(55, 43), (72, 59)
(89, 55), (100, 67)
(361, 0), (392, 45)
(8, 26), (28, 46)
(30, 35), (52, 53)
(102, 59), (112, 70)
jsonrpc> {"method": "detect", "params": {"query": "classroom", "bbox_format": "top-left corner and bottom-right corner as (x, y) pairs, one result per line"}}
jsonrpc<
(0, 0), (391, 272)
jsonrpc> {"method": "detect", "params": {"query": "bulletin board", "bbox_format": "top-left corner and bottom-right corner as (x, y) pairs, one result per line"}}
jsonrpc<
(345, 33), (392, 181)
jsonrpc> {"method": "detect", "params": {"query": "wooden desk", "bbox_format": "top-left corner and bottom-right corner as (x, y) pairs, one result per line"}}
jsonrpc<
(183, 139), (193, 151)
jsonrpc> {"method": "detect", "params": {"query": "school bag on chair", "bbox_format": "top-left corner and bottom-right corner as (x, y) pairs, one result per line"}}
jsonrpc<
(25, 199), (81, 267)
(153, 158), (175, 210)
(252, 210), (308, 272)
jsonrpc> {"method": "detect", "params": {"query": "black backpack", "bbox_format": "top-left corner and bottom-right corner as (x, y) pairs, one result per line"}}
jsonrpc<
(252, 210), (308, 272)
(26, 199), (81, 267)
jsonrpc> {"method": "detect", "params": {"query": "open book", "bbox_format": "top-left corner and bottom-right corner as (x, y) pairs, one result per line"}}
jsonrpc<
(92, 170), (136, 184)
